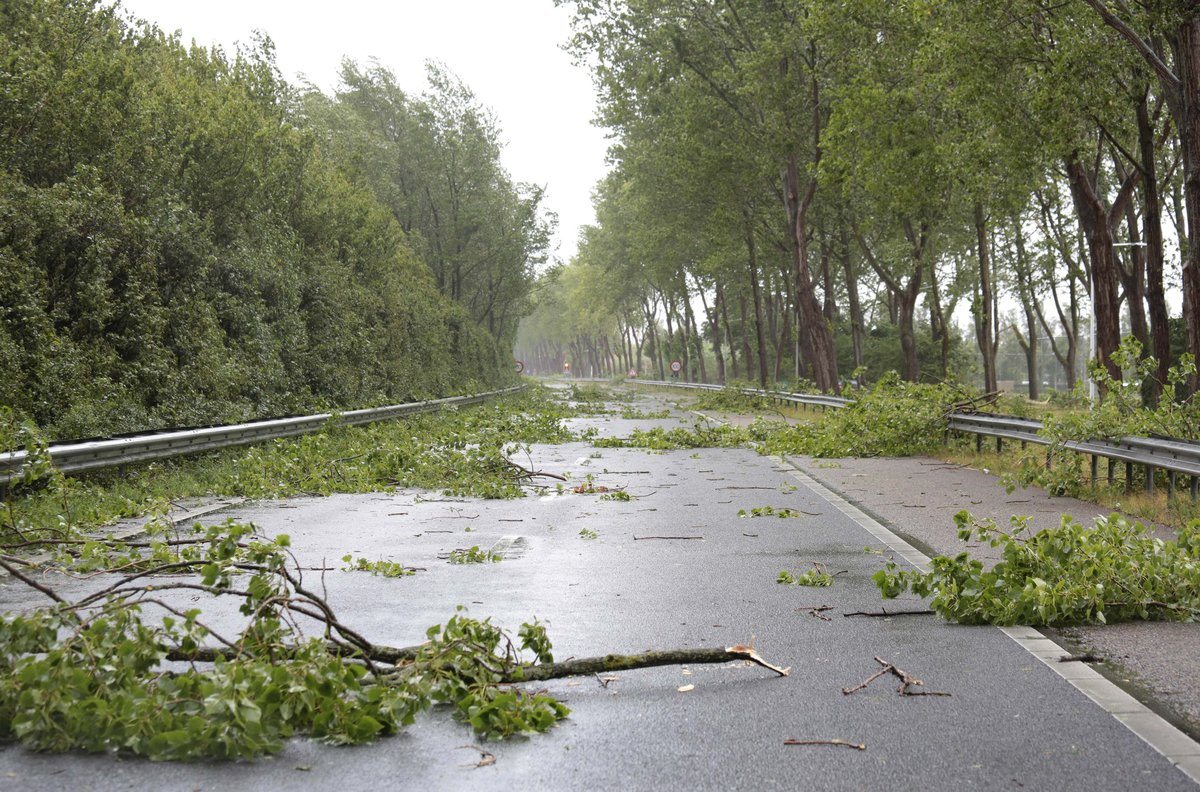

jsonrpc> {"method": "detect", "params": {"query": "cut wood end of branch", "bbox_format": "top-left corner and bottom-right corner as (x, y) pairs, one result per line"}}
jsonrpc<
(726, 644), (790, 676)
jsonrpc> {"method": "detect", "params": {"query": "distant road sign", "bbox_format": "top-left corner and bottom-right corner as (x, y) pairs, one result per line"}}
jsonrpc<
(515, 360), (525, 373)
(627, 368), (637, 377)
(669, 360), (682, 373)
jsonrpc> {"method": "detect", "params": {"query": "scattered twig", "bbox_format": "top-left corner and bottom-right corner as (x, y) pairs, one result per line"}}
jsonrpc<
(783, 738), (866, 751)
(842, 656), (950, 697)
(796, 605), (834, 621)
(632, 535), (704, 541)
(460, 744), (496, 769)
(842, 608), (935, 618)
(503, 457), (567, 482)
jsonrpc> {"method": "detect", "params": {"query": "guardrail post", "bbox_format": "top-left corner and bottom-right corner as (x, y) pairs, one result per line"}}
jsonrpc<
(1192, 476), (1198, 502)
(1168, 471), (1176, 502)
(1090, 455), (1099, 487)
(1108, 459), (1116, 485)
(1145, 464), (1155, 495)
(976, 434), (983, 453)
(1126, 462), (1133, 494)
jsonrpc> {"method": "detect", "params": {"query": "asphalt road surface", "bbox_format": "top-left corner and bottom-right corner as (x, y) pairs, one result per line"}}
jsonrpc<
(0, 388), (1195, 790)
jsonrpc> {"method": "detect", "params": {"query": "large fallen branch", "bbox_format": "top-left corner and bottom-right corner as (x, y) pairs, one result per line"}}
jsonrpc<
(509, 644), (789, 681)
(168, 641), (791, 682)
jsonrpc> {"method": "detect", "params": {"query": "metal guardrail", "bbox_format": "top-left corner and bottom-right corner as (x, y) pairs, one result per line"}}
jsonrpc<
(623, 377), (1199, 501)
(628, 379), (853, 410)
(946, 412), (1200, 501)
(0, 386), (526, 484)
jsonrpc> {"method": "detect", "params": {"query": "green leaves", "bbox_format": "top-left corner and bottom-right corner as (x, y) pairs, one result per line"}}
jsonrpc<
(778, 566), (834, 587)
(874, 510), (1200, 626)
(447, 546), (502, 564)
(739, 506), (802, 518)
(341, 555), (416, 578)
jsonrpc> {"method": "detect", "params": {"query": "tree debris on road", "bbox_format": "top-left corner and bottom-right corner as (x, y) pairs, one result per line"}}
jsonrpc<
(842, 656), (951, 698)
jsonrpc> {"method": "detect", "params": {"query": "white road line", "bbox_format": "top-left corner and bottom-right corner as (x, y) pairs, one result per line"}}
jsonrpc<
(782, 457), (1200, 785)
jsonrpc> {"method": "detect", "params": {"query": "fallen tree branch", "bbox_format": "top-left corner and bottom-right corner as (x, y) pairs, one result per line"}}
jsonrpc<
(512, 644), (790, 681)
(170, 641), (791, 680)
(503, 457), (567, 482)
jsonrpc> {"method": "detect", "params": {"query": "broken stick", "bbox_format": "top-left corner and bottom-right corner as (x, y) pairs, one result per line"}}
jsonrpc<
(842, 607), (935, 618)
(783, 738), (866, 751)
(842, 656), (950, 698)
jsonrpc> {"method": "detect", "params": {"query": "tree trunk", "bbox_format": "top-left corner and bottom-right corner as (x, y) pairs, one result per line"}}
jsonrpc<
(718, 283), (737, 380)
(1177, 15), (1200, 394)
(683, 289), (707, 383)
(745, 219), (770, 388)
(697, 280), (726, 385)
(782, 156), (840, 392)
(1066, 153), (1126, 388)
(838, 223), (865, 383)
(974, 203), (998, 393)
(1013, 225), (1040, 399)
(1137, 91), (1171, 404)
(738, 293), (754, 382)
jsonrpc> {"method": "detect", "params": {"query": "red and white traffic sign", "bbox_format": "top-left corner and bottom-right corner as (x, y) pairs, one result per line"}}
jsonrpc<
(669, 360), (682, 373)
(627, 368), (637, 377)
(514, 360), (525, 373)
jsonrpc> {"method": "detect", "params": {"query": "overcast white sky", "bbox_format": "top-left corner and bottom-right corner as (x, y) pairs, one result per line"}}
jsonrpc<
(114, 0), (608, 264)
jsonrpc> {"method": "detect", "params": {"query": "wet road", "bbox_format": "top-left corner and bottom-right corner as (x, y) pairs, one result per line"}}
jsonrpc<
(0, 389), (1195, 790)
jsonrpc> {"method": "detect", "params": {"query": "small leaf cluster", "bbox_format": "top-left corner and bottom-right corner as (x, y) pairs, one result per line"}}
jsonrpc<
(777, 566), (833, 587)
(448, 546), (502, 564)
(341, 555), (416, 577)
(592, 422), (751, 450)
(873, 510), (1200, 626)
(739, 506), (801, 518)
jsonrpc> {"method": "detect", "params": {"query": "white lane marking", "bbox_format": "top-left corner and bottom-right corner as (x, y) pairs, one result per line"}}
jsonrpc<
(782, 457), (1200, 784)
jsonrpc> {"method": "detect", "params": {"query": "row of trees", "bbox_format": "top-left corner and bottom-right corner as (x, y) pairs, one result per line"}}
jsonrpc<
(1, 0), (549, 437)
(519, 0), (1199, 401)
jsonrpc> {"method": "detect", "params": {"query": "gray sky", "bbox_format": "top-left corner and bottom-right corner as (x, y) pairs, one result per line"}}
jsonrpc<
(114, 0), (607, 264)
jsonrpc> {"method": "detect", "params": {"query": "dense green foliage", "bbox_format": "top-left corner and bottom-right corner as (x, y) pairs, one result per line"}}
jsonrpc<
(875, 510), (1200, 626)
(0, 388), (577, 545)
(1003, 341), (1198, 498)
(0, 521), (567, 759)
(600, 377), (959, 457)
(0, 1), (547, 439)
(536, 0), (1200, 405)
(762, 376), (959, 458)
(0, 388), (595, 760)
